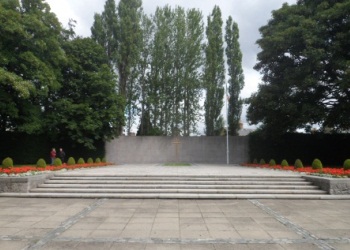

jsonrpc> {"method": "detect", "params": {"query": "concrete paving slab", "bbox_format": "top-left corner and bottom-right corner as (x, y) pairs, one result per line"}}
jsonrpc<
(0, 164), (350, 249)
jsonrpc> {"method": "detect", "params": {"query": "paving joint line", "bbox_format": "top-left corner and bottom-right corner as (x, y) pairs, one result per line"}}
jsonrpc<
(3, 234), (349, 246)
(21, 198), (108, 250)
(249, 199), (336, 250)
(52, 236), (350, 245)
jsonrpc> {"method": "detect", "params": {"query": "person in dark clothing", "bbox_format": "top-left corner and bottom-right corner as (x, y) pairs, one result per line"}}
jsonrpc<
(59, 148), (66, 164)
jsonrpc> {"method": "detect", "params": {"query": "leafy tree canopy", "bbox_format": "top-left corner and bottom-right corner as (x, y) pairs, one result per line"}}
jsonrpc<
(51, 37), (125, 149)
(247, 0), (350, 134)
(0, 0), (125, 149)
(0, 0), (65, 133)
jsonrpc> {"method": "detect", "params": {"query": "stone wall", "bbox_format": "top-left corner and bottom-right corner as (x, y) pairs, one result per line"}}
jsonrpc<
(0, 173), (53, 193)
(105, 136), (249, 164)
(303, 176), (350, 195)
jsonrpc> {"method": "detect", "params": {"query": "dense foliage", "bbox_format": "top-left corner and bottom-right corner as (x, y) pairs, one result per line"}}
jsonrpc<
(225, 16), (245, 136)
(247, 0), (350, 134)
(1, 0), (246, 141)
(93, 1), (245, 136)
(249, 131), (350, 166)
(0, 0), (125, 149)
(204, 6), (225, 136)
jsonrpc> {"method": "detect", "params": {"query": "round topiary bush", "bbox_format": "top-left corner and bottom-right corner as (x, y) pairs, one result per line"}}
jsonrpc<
(54, 158), (62, 166)
(252, 158), (258, 164)
(2, 157), (13, 169)
(259, 159), (266, 165)
(281, 159), (289, 167)
(36, 158), (46, 168)
(343, 159), (350, 170)
(269, 159), (276, 166)
(95, 158), (101, 163)
(67, 157), (76, 165)
(102, 157), (107, 163)
(87, 158), (93, 164)
(312, 158), (323, 170)
(77, 158), (85, 164)
(294, 159), (303, 169)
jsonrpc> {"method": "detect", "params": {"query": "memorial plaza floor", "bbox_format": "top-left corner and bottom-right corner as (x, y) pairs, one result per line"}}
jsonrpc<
(0, 164), (349, 250)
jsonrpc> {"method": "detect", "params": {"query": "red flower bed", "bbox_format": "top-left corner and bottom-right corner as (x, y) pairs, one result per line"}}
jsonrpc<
(243, 163), (350, 177)
(0, 163), (110, 175)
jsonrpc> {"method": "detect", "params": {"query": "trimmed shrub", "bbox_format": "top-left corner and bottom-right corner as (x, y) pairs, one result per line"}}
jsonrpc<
(343, 159), (350, 170)
(269, 159), (276, 166)
(54, 158), (62, 166)
(259, 159), (266, 164)
(87, 157), (93, 164)
(102, 157), (106, 163)
(95, 157), (101, 163)
(312, 158), (323, 170)
(36, 158), (46, 168)
(2, 157), (13, 169)
(67, 157), (76, 165)
(77, 158), (85, 164)
(252, 158), (258, 164)
(294, 159), (303, 169)
(281, 159), (289, 167)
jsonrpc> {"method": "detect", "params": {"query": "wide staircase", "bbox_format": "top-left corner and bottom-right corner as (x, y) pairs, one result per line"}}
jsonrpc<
(25, 173), (329, 199)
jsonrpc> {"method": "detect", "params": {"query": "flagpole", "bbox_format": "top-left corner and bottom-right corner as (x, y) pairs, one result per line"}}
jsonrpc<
(226, 81), (229, 165)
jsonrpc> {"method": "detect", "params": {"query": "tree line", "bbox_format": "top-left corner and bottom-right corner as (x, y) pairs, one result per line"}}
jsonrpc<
(0, 0), (245, 150)
(91, 0), (245, 136)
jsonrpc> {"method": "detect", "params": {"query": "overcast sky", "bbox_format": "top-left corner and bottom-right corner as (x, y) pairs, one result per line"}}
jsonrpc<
(45, 0), (296, 131)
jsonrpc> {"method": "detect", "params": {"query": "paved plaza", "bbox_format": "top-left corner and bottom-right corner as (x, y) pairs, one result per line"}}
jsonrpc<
(0, 164), (349, 249)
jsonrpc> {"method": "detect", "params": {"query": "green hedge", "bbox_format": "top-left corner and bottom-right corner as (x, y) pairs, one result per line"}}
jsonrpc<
(0, 132), (105, 165)
(249, 131), (350, 166)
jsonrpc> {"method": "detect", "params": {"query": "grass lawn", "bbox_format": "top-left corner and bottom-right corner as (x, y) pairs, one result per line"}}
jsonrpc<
(163, 162), (192, 166)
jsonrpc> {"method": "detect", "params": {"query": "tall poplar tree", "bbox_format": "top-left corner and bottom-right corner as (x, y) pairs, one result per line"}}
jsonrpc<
(117, 0), (142, 134)
(91, 0), (118, 68)
(148, 6), (174, 135)
(137, 14), (155, 135)
(204, 6), (225, 136)
(91, 0), (142, 134)
(225, 16), (244, 135)
(181, 8), (204, 136)
(147, 6), (203, 136)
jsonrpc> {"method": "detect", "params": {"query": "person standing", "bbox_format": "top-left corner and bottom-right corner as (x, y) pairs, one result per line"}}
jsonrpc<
(59, 148), (66, 164)
(50, 148), (56, 165)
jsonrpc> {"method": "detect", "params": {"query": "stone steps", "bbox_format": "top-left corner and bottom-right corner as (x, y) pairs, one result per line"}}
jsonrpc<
(1, 193), (347, 200)
(30, 188), (326, 195)
(14, 174), (329, 199)
(35, 183), (320, 190)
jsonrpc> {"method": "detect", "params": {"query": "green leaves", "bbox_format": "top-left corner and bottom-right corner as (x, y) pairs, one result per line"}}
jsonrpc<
(0, 1), (124, 149)
(225, 16), (244, 136)
(53, 38), (125, 149)
(204, 6), (225, 136)
(248, 0), (350, 133)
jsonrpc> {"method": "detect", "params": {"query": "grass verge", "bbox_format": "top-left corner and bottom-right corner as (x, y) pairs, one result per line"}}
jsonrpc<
(163, 162), (191, 166)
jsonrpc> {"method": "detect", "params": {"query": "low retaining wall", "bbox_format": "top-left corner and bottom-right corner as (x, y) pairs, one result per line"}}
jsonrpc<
(303, 176), (350, 194)
(0, 173), (53, 193)
(106, 136), (249, 164)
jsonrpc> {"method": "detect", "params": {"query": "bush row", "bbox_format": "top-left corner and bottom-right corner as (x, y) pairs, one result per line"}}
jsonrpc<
(252, 158), (350, 170)
(1, 157), (107, 169)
